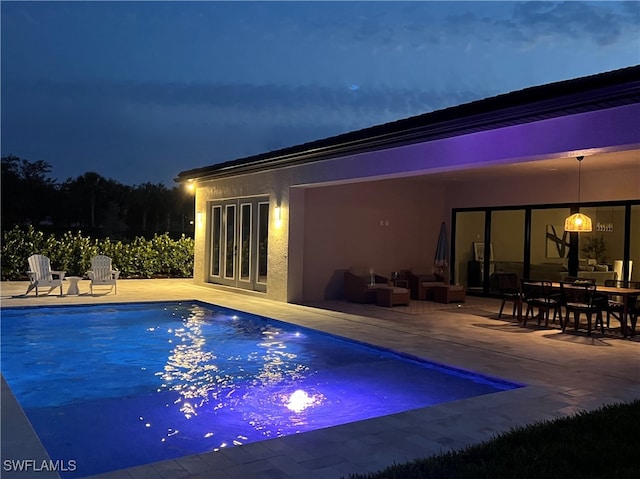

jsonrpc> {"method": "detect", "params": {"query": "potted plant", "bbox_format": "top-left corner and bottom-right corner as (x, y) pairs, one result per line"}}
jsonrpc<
(581, 235), (608, 265)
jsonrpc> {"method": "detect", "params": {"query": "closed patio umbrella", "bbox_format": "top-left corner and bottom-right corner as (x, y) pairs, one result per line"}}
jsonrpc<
(434, 222), (449, 278)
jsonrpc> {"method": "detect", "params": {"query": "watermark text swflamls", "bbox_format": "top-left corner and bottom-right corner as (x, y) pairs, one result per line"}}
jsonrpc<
(3, 459), (77, 472)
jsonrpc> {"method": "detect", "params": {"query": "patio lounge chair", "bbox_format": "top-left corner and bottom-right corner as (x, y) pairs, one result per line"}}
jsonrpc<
(404, 270), (445, 300)
(344, 268), (389, 303)
(343, 267), (410, 306)
(25, 254), (66, 297)
(87, 255), (120, 295)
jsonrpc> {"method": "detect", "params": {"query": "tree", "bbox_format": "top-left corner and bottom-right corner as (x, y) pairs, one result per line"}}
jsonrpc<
(77, 172), (106, 228)
(1, 156), (194, 239)
(1, 155), (57, 227)
(129, 182), (170, 234)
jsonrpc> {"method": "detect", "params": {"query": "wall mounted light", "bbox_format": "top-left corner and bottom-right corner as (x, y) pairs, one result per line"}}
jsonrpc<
(274, 205), (282, 228)
(564, 156), (592, 232)
(186, 179), (196, 194)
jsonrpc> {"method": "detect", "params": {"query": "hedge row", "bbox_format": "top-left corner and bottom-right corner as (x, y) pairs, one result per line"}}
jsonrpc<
(1, 226), (194, 280)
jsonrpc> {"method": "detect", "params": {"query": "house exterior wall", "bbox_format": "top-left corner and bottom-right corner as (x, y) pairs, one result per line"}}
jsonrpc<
(300, 179), (446, 302)
(191, 103), (639, 303)
(192, 172), (294, 301)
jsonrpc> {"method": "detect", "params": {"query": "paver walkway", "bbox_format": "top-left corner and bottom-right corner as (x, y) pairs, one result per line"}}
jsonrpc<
(1, 279), (638, 479)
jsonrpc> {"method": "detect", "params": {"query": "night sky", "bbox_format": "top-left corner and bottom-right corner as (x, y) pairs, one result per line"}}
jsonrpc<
(2, 1), (638, 186)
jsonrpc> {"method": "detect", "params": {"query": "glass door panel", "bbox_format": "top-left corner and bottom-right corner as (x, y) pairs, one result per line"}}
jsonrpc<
(224, 204), (236, 279)
(207, 197), (268, 292)
(239, 203), (252, 283)
(454, 211), (485, 291)
(630, 205), (640, 282)
(577, 205), (626, 285)
(210, 205), (222, 277)
(257, 202), (269, 286)
(529, 207), (572, 282)
(490, 210), (525, 290)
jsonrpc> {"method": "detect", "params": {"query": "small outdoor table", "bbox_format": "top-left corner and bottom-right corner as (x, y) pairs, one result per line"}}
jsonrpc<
(66, 276), (82, 295)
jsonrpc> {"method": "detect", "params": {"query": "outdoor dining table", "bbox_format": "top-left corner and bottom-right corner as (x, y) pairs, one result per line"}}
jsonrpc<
(549, 282), (640, 338)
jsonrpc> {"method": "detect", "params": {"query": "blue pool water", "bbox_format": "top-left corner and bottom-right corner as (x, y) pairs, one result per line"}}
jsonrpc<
(1, 301), (522, 477)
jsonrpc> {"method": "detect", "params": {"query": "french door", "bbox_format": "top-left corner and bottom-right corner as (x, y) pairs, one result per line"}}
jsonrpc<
(208, 197), (269, 292)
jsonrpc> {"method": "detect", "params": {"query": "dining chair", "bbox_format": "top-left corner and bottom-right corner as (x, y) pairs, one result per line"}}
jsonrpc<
(629, 282), (640, 337)
(521, 280), (560, 328)
(604, 279), (640, 336)
(493, 273), (522, 319)
(605, 279), (640, 336)
(559, 281), (606, 336)
(604, 279), (625, 329)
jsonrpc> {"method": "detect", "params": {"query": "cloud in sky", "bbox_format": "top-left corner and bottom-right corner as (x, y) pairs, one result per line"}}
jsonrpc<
(2, 1), (638, 185)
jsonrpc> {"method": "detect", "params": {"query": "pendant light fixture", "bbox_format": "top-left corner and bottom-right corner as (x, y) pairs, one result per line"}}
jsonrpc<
(564, 156), (592, 232)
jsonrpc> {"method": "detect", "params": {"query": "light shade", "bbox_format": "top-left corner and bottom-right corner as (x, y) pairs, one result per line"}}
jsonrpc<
(274, 205), (282, 228)
(564, 212), (592, 232)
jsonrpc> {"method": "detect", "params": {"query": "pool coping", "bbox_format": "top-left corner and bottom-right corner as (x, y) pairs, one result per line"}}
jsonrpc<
(0, 373), (546, 479)
(2, 279), (639, 479)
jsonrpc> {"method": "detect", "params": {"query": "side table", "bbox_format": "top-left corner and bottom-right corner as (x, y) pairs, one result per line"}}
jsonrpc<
(391, 279), (409, 289)
(66, 276), (82, 295)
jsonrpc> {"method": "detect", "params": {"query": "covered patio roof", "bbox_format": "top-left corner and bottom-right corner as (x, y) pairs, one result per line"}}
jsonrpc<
(176, 65), (640, 183)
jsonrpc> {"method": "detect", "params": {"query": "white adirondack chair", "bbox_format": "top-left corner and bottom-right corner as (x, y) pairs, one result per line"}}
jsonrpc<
(25, 254), (66, 296)
(87, 255), (119, 295)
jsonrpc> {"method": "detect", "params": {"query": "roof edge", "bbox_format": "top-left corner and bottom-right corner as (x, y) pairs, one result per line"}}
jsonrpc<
(176, 65), (640, 183)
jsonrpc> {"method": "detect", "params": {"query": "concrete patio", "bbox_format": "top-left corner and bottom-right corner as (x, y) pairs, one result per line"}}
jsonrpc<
(1, 278), (639, 479)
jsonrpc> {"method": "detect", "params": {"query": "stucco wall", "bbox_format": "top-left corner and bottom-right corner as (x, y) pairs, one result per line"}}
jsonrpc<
(300, 179), (446, 302)
(191, 171), (294, 302)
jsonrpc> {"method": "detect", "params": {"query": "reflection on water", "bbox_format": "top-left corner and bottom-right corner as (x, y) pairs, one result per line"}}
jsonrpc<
(156, 305), (322, 448)
(158, 308), (222, 419)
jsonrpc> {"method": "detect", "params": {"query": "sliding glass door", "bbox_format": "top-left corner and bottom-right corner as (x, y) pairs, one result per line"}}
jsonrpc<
(208, 197), (269, 292)
(454, 210), (486, 292)
(577, 205), (627, 283)
(529, 207), (572, 282)
(630, 205), (640, 282)
(453, 200), (639, 292)
(490, 209), (525, 291)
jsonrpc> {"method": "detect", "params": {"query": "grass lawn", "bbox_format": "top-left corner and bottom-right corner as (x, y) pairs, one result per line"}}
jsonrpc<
(347, 400), (640, 479)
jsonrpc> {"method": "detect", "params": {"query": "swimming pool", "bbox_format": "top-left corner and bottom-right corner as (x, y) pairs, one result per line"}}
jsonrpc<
(1, 301), (523, 477)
